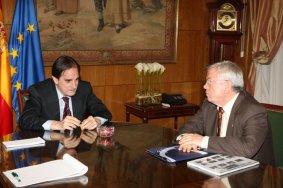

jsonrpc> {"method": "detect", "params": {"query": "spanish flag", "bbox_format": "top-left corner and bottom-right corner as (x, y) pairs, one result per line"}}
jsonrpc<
(0, 0), (13, 136)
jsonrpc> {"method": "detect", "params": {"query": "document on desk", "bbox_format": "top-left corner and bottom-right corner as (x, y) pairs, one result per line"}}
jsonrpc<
(146, 145), (213, 163)
(2, 137), (46, 151)
(3, 153), (88, 187)
(187, 154), (259, 177)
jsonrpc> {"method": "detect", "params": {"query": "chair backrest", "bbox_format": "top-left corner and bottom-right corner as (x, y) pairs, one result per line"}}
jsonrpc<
(262, 103), (283, 167)
(17, 90), (29, 114)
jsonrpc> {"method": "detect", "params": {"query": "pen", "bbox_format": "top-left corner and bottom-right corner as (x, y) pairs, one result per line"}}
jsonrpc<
(11, 172), (21, 182)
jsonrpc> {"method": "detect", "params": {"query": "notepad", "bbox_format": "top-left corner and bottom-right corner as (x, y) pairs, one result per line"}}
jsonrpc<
(3, 153), (88, 187)
(32, 175), (89, 187)
(2, 137), (46, 151)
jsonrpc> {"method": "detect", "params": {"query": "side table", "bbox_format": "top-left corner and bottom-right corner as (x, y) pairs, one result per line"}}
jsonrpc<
(125, 102), (200, 129)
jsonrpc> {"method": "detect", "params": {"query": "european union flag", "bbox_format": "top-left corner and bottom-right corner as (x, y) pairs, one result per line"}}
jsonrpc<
(9, 0), (45, 120)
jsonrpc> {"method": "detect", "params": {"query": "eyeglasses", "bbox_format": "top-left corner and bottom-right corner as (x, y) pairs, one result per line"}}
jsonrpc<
(205, 79), (228, 85)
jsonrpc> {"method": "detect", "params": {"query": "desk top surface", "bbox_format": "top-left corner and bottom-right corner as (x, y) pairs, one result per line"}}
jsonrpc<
(125, 102), (200, 111)
(1, 122), (283, 188)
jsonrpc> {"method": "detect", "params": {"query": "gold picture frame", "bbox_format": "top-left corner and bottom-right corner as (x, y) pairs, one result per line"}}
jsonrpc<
(37, 0), (178, 65)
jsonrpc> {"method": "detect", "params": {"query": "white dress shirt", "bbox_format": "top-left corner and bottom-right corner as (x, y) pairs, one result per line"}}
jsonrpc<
(201, 93), (239, 148)
(42, 86), (107, 130)
(42, 87), (67, 130)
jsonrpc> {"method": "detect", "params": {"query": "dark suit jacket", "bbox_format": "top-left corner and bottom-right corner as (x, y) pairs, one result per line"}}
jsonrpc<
(178, 90), (275, 165)
(19, 79), (112, 131)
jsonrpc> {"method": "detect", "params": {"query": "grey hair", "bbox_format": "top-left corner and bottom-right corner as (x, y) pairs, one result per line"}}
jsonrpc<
(207, 61), (244, 92)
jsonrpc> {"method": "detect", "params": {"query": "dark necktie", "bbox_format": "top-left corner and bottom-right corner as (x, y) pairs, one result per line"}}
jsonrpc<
(62, 97), (71, 118)
(217, 107), (224, 136)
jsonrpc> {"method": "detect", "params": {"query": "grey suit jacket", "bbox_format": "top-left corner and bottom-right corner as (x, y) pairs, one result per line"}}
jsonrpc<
(19, 79), (112, 131)
(178, 90), (275, 165)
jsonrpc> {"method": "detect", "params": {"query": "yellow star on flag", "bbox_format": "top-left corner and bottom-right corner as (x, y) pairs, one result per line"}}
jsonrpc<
(26, 22), (35, 33)
(17, 33), (24, 44)
(9, 48), (18, 59)
(10, 66), (17, 77)
(20, 152), (26, 161)
(31, 161), (38, 166)
(14, 81), (22, 91)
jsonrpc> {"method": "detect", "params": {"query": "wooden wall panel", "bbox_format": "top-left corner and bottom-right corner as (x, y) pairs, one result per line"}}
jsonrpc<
(92, 86), (106, 102)
(44, 68), (52, 78)
(175, 30), (209, 82)
(104, 65), (136, 85)
(1, 0), (15, 24)
(104, 85), (136, 121)
(1, 0), (15, 41)
(80, 66), (106, 86)
(163, 82), (205, 105)
(178, 0), (215, 30)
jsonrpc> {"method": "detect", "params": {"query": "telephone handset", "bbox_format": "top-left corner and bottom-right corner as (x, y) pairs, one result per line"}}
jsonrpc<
(161, 93), (187, 105)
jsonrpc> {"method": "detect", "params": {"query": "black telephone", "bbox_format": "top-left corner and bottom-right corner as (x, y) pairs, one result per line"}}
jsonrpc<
(161, 93), (187, 105)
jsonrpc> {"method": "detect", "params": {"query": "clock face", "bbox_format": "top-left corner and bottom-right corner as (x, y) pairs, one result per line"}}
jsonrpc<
(217, 10), (237, 31)
(221, 14), (232, 26)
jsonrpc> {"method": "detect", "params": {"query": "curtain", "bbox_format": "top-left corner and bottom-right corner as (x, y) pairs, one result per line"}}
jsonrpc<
(254, 41), (283, 105)
(247, 0), (283, 95)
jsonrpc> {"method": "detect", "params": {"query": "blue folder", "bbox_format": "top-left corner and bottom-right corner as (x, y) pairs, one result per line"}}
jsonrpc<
(146, 145), (213, 163)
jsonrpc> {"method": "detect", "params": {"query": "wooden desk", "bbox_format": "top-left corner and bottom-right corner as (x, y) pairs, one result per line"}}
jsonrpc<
(1, 123), (283, 188)
(125, 102), (200, 129)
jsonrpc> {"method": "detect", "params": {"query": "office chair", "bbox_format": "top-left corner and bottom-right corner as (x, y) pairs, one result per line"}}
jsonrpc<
(261, 103), (283, 168)
(17, 90), (29, 114)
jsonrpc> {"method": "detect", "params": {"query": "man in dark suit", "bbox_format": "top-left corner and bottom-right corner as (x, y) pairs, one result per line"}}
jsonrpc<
(176, 61), (275, 165)
(19, 55), (112, 131)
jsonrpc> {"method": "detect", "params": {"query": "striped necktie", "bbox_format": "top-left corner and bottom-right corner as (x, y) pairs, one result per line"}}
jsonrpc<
(217, 107), (224, 136)
(62, 97), (71, 118)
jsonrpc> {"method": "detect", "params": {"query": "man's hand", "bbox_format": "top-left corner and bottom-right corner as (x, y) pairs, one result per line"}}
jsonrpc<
(79, 116), (101, 130)
(62, 116), (81, 130)
(61, 135), (81, 149)
(49, 131), (64, 140)
(80, 130), (97, 144)
(50, 116), (81, 131)
(178, 133), (204, 152)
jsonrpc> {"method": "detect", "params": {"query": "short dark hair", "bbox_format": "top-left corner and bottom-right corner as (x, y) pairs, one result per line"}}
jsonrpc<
(52, 56), (80, 79)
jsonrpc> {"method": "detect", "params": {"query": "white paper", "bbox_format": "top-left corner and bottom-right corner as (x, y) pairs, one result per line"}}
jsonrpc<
(2, 137), (45, 151)
(31, 175), (88, 187)
(3, 154), (88, 187)
(187, 154), (259, 176)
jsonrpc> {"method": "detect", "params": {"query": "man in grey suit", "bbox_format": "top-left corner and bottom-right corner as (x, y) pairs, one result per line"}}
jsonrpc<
(176, 61), (274, 165)
(19, 55), (112, 131)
